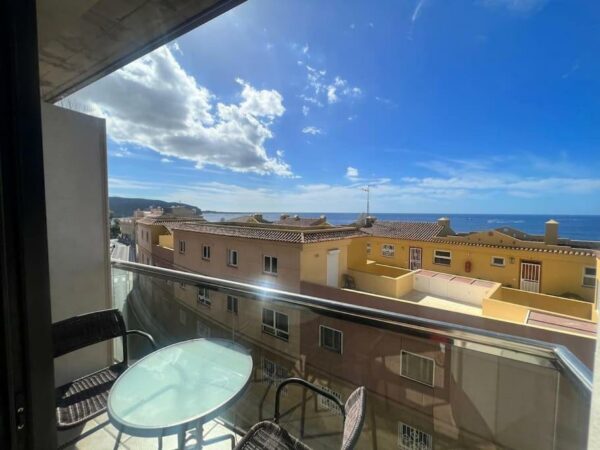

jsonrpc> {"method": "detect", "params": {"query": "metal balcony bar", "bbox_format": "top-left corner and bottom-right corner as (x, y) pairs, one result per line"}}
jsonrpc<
(111, 259), (593, 395)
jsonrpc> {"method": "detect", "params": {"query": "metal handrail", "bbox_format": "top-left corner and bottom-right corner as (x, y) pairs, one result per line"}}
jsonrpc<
(110, 259), (593, 395)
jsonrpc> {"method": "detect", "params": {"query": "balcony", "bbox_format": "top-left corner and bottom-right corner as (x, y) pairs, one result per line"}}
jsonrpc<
(55, 260), (589, 449)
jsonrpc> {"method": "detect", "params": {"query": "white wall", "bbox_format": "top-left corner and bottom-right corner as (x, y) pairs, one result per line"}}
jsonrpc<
(41, 103), (112, 386)
(413, 272), (499, 307)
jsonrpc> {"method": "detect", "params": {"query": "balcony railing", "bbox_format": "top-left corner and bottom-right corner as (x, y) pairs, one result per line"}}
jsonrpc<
(111, 259), (592, 450)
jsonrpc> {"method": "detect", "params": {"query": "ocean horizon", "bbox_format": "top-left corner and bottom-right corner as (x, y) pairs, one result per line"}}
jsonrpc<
(202, 212), (600, 241)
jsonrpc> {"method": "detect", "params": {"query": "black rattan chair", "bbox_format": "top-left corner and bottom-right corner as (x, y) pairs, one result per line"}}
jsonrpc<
(53, 308), (156, 430)
(235, 378), (366, 450)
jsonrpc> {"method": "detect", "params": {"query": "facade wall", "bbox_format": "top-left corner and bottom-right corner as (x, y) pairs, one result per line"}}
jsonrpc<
(119, 219), (134, 240)
(136, 223), (153, 265)
(173, 284), (302, 359)
(173, 229), (303, 292)
(350, 236), (596, 301)
(152, 245), (174, 269)
(299, 239), (352, 287)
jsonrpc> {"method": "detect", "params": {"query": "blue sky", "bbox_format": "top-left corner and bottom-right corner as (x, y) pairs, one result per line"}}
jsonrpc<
(68, 0), (600, 214)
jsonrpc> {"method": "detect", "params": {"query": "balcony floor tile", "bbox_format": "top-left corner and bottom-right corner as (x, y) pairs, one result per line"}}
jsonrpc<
(58, 415), (241, 450)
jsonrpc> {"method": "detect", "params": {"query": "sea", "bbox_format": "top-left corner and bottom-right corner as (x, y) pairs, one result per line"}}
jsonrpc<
(202, 213), (600, 242)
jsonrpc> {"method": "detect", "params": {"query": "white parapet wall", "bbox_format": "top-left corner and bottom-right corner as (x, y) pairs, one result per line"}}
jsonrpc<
(413, 270), (500, 307)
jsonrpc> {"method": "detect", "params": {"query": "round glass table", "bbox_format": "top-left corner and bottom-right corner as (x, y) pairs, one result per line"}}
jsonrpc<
(108, 338), (253, 449)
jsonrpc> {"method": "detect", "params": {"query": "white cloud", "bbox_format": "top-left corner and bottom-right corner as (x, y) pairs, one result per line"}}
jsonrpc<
(302, 44), (309, 54)
(302, 105), (310, 116)
(109, 167), (600, 214)
(346, 167), (359, 180)
(161, 158), (172, 163)
(302, 126), (323, 135)
(412, 0), (425, 22)
(405, 157), (600, 195)
(303, 66), (362, 107)
(112, 147), (133, 158)
(67, 45), (292, 176)
(350, 23), (356, 29)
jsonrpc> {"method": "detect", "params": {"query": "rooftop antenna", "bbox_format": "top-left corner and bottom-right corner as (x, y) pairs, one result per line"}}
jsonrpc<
(361, 185), (372, 216)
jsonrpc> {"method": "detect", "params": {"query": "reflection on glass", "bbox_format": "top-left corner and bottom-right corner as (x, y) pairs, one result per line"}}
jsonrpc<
(113, 267), (590, 450)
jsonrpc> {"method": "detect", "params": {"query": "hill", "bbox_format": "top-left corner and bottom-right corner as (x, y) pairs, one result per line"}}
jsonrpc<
(109, 196), (201, 218)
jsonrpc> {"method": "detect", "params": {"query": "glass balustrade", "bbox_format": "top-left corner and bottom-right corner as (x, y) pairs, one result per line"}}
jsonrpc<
(111, 262), (591, 450)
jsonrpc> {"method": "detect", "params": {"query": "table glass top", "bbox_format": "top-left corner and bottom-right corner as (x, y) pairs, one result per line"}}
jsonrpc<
(108, 338), (253, 431)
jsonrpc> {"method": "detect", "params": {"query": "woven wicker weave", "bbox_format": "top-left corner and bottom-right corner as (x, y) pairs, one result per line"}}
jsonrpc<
(235, 380), (366, 450)
(55, 363), (126, 429)
(53, 309), (155, 430)
(235, 421), (312, 450)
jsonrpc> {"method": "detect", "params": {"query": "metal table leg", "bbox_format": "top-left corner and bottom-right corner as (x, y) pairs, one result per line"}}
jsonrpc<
(178, 426), (186, 450)
(196, 419), (204, 450)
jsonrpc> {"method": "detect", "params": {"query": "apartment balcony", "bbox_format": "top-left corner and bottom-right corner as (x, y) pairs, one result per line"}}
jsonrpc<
(54, 260), (593, 449)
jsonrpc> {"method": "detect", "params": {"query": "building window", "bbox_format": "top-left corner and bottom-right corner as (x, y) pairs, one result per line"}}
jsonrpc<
(382, 244), (395, 257)
(202, 244), (211, 260)
(366, 243), (371, 255)
(398, 422), (433, 450)
(583, 267), (596, 288)
(227, 295), (238, 314)
(179, 282), (186, 290)
(227, 249), (238, 267)
(262, 308), (289, 341)
(400, 350), (435, 387)
(179, 240), (186, 254)
(197, 287), (211, 306)
(196, 320), (210, 338)
(264, 255), (278, 274)
(317, 385), (342, 416)
(491, 256), (505, 267)
(433, 250), (451, 266)
(261, 358), (289, 394)
(319, 325), (343, 354)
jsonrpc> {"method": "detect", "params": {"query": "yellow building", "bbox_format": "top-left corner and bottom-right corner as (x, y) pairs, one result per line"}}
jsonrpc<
(350, 217), (598, 302)
(135, 208), (206, 268)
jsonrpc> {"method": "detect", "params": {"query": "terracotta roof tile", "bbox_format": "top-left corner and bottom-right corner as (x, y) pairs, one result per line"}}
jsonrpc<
(273, 216), (330, 227)
(137, 214), (205, 226)
(430, 237), (597, 257)
(362, 221), (444, 240)
(170, 223), (364, 243)
(228, 214), (272, 224)
(361, 220), (597, 257)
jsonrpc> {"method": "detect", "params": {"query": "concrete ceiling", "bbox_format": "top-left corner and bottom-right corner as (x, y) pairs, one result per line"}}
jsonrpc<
(37, 0), (244, 102)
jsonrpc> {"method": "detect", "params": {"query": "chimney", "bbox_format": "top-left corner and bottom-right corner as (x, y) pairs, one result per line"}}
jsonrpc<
(437, 217), (451, 228)
(280, 214), (289, 220)
(364, 216), (377, 227)
(545, 219), (559, 245)
(293, 214), (300, 220)
(253, 213), (263, 221)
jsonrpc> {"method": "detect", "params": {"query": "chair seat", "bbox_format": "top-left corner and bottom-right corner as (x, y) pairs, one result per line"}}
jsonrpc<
(55, 363), (126, 429)
(235, 421), (313, 450)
